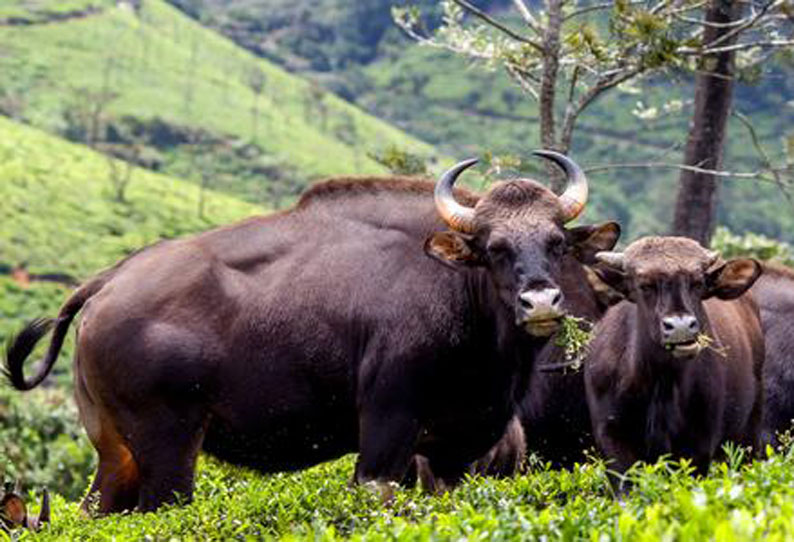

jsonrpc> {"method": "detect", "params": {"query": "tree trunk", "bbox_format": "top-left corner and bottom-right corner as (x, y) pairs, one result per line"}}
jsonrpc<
(539, 0), (563, 191)
(671, 0), (743, 246)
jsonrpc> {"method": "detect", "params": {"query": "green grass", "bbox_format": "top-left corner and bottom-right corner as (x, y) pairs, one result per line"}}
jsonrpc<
(0, 0), (435, 205)
(8, 444), (794, 541)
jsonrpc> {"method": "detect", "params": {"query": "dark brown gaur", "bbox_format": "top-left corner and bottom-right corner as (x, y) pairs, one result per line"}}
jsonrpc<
(584, 236), (764, 485)
(748, 263), (794, 445)
(462, 259), (616, 478)
(514, 259), (794, 472)
(0, 483), (49, 532)
(5, 150), (619, 513)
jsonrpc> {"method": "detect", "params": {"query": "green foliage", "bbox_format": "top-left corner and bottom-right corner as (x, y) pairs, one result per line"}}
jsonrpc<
(712, 227), (794, 266)
(0, 386), (94, 502)
(3, 444), (794, 540)
(0, 116), (259, 278)
(367, 144), (429, 175)
(553, 316), (594, 371)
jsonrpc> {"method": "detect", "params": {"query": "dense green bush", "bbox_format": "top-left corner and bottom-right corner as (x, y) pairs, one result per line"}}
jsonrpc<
(712, 226), (794, 266)
(0, 386), (94, 502)
(5, 443), (794, 540)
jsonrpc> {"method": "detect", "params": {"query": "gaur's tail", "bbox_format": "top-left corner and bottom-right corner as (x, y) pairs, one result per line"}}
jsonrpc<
(3, 273), (111, 391)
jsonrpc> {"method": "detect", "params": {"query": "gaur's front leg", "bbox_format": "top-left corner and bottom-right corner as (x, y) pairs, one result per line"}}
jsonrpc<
(595, 424), (642, 496)
(354, 407), (420, 502)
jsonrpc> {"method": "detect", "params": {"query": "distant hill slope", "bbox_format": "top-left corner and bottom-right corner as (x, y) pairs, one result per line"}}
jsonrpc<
(0, 116), (258, 279)
(0, 115), (261, 390)
(0, 0), (435, 206)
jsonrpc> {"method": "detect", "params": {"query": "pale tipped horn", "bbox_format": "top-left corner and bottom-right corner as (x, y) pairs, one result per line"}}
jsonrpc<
(533, 150), (589, 223)
(434, 158), (479, 233)
(595, 251), (626, 270)
(705, 250), (720, 266)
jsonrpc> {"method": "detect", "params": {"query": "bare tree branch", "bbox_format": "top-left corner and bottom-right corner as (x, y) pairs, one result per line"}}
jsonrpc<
(697, 0), (782, 50)
(673, 12), (763, 27)
(450, 0), (544, 51)
(505, 64), (541, 100)
(731, 108), (793, 203)
(584, 161), (793, 184)
(511, 0), (542, 34)
(560, 65), (644, 151)
(681, 38), (794, 55)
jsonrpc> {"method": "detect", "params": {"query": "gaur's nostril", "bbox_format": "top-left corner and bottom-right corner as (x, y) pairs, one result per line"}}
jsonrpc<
(662, 320), (675, 332)
(552, 291), (562, 306)
(519, 296), (533, 309)
(688, 319), (699, 331)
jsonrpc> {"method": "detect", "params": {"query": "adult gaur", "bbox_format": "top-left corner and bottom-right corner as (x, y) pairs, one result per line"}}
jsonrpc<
(5, 151), (619, 513)
(465, 262), (614, 477)
(585, 237), (764, 481)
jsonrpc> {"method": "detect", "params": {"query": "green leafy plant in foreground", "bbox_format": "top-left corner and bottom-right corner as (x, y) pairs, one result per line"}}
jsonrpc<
(6, 440), (794, 541)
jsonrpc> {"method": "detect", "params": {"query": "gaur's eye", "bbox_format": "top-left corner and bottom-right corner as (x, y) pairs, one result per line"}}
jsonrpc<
(487, 240), (511, 260)
(547, 237), (565, 255)
(691, 278), (705, 289)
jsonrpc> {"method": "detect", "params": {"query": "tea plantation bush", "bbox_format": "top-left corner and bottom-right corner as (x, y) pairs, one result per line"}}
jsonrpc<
(7, 443), (794, 541)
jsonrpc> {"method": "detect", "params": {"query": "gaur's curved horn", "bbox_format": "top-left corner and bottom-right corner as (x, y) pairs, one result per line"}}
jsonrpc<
(595, 251), (626, 271)
(435, 158), (478, 233)
(533, 150), (589, 223)
(705, 250), (720, 267)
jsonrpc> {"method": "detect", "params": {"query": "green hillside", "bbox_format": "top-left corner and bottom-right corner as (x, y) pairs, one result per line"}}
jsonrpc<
(0, 116), (259, 278)
(0, 0), (435, 206)
(163, 0), (794, 242)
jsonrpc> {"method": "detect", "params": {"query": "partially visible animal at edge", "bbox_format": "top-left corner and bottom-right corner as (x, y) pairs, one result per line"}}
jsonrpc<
(4, 151), (619, 514)
(0, 483), (49, 532)
(585, 237), (764, 485)
(750, 263), (794, 445)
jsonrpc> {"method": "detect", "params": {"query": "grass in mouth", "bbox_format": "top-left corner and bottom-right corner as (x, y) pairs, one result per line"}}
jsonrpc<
(552, 315), (594, 372)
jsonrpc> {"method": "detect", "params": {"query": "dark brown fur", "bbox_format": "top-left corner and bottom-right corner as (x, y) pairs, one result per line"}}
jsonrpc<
(585, 237), (764, 480)
(750, 263), (794, 444)
(5, 174), (618, 513)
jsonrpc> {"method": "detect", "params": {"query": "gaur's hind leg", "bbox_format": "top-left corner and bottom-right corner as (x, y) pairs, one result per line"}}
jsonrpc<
(77, 377), (140, 515)
(123, 404), (209, 512)
(80, 416), (140, 515)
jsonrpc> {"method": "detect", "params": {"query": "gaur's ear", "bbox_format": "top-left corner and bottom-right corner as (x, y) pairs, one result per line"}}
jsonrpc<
(566, 222), (621, 264)
(424, 231), (484, 269)
(704, 258), (762, 300)
(583, 266), (625, 309)
(591, 264), (632, 301)
(1, 493), (27, 528)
